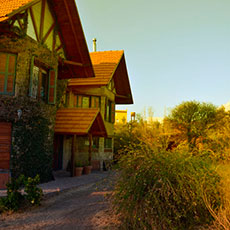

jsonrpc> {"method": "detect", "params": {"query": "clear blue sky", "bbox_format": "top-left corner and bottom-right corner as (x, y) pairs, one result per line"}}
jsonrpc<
(76, 0), (230, 117)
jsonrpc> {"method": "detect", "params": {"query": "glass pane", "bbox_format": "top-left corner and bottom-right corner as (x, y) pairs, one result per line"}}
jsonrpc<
(0, 74), (5, 92)
(0, 53), (7, 72)
(31, 66), (39, 98)
(6, 75), (14, 93)
(8, 55), (16, 74)
(40, 72), (48, 100)
(82, 96), (90, 108)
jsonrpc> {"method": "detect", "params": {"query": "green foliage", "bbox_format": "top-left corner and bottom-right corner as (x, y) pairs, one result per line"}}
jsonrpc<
(113, 147), (220, 230)
(0, 175), (25, 212)
(12, 116), (53, 182)
(0, 96), (55, 182)
(166, 101), (217, 150)
(24, 175), (43, 206)
(0, 175), (43, 212)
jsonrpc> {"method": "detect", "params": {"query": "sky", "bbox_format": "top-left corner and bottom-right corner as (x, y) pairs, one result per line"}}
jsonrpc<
(75, 0), (230, 118)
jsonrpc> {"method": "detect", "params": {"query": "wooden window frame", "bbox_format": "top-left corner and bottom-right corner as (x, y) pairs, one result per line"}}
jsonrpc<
(105, 99), (113, 123)
(29, 56), (57, 104)
(0, 53), (17, 95)
(91, 96), (101, 108)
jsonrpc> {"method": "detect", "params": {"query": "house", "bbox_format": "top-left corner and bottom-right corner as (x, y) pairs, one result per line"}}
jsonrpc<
(115, 110), (128, 124)
(0, 0), (94, 186)
(56, 50), (133, 172)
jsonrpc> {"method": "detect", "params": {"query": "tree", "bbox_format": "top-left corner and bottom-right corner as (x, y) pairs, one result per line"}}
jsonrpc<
(165, 101), (217, 150)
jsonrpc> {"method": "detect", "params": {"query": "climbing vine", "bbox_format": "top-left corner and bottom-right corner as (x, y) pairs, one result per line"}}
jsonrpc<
(0, 35), (66, 183)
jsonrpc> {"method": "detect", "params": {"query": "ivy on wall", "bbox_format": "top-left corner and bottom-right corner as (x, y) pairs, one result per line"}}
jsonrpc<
(0, 96), (56, 182)
(0, 35), (68, 183)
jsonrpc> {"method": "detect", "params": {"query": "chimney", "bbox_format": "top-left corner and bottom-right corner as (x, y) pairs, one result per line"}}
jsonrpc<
(93, 38), (97, 52)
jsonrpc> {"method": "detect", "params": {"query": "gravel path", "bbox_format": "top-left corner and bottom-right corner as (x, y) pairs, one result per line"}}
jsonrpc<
(0, 172), (120, 230)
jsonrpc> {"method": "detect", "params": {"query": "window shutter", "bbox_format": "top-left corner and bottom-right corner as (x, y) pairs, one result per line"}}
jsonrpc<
(29, 56), (34, 97)
(111, 102), (115, 123)
(0, 53), (16, 95)
(48, 69), (57, 104)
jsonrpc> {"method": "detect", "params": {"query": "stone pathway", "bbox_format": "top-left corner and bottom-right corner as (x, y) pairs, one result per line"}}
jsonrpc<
(0, 171), (120, 230)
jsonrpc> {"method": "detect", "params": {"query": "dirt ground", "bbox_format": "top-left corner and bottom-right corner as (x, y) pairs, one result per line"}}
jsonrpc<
(0, 173), (120, 230)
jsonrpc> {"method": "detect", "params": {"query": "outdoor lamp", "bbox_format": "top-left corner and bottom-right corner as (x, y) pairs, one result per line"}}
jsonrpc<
(17, 109), (22, 119)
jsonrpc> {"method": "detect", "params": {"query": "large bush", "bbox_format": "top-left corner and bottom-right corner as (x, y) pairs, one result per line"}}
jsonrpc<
(113, 146), (220, 230)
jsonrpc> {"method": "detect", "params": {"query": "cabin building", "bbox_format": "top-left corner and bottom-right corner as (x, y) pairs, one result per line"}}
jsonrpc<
(55, 50), (133, 172)
(0, 0), (94, 186)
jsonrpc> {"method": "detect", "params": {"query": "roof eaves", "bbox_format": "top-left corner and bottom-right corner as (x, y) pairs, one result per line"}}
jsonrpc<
(107, 51), (124, 84)
(1, 0), (41, 22)
(86, 108), (100, 133)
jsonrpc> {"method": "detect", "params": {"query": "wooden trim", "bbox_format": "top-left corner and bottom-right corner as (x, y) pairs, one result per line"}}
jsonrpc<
(55, 44), (63, 52)
(7, 0), (41, 18)
(40, 0), (46, 41)
(42, 23), (55, 43)
(29, 7), (39, 41)
(63, 0), (84, 61)
(16, 16), (23, 31)
(63, 60), (83, 67)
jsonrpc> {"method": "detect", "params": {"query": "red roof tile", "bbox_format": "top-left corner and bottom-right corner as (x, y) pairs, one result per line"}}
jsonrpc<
(68, 51), (124, 86)
(55, 108), (107, 136)
(0, 0), (34, 22)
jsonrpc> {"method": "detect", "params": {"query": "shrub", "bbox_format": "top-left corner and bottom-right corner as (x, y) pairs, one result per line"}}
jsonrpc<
(24, 175), (43, 206)
(0, 175), (25, 212)
(113, 146), (221, 230)
(0, 174), (43, 212)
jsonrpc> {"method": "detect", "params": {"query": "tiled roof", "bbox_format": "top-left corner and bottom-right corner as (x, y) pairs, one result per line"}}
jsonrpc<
(68, 50), (124, 87)
(55, 108), (106, 136)
(0, 0), (33, 22)
(0, 0), (95, 79)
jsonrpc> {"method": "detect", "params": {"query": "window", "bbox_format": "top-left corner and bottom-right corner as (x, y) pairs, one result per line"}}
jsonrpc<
(29, 56), (56, 104)
(104, 138), (112, 149)
(105, 99), (115, 123)
(74, 95), (100, 109)
(91, 96), (100, 108)
(75, 95), (90, 108)
(0, 53), (17, 95)
(93, 137), (99, 149)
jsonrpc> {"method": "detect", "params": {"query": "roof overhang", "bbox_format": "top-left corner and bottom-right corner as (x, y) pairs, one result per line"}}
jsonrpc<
(67, 51), (133, 105)
(55, 108), (107, 136)
(114, 54), (133, 104)
(51, 0), (95, 79)
(0, 0), (95, 79)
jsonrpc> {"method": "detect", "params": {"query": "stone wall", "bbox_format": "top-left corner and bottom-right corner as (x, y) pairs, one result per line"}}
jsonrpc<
(0, 35), (60, 182)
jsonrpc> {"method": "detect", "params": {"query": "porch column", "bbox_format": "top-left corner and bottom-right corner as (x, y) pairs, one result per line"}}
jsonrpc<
(71, 134), (76, 177)
(88, 133), (92, 165)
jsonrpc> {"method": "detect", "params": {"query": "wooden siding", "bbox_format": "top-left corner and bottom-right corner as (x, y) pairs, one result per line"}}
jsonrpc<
(0, 122), (11, 169)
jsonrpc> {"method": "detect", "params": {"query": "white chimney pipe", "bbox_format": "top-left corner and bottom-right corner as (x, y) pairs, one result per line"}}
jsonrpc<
(93, 38), (97, 52)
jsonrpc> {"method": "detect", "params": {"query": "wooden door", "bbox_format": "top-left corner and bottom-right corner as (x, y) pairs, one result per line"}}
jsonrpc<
(0, 122), (11, 169)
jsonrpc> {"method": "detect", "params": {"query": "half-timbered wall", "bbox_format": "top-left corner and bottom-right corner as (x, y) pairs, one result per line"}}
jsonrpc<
(25, 0), (65, 58)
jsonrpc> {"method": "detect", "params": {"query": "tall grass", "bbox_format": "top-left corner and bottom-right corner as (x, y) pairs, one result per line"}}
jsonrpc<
(203, 164), (230, 230)
(113, 145), (220, 230)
